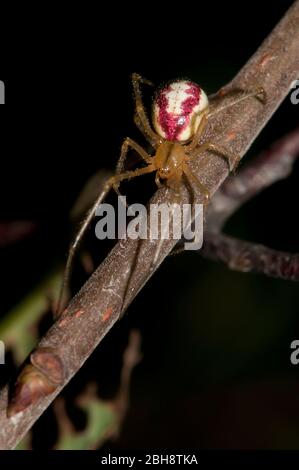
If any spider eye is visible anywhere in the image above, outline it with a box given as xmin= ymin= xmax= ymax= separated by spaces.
xmin=159 ymin=167 xmax=170 ymax=178
xmin=152 ymin=80 xmax=209 ymax=142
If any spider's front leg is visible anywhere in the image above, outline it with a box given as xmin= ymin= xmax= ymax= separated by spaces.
xmin=134 ymin=113 xmax=158 ymax=149
xmin=116 ymin=137 xmax=152 ymax=174
xmin=132 ymin=73 xmax=160 ymax=148
xmin=56 ymin=162 xmax=156 ymax=316
xmin=115 ymin=137 xmax=153 ymax=203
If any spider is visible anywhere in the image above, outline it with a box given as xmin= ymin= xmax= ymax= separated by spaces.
xmin=56 ymin=73 xmax=265 ymax=315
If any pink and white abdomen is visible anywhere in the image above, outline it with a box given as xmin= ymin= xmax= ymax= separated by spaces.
xmin=152 ymin=80 xmax=209 ymax=142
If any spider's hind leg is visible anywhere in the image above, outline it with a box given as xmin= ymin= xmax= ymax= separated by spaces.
xmin=189 ymin=141 xmax=241 ymax=174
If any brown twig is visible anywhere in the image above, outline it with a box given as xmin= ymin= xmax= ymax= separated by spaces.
xmin=52 ymin=329 xmax=142 ymax=449
xmin=202 ymin=233 xmax=299 ymax=281
xmin=113 ymin=329 xmax=142 ymax=426
xmin=205 ymin=127 xmax=299 ymax=232
xmin=202 ymin=127 xmax=299 ymax=277
xmin=0 ymin=1 xmax=299 ymax=449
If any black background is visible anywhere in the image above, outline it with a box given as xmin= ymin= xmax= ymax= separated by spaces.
xmin=0 ymin=0 xmax=299 ymax=450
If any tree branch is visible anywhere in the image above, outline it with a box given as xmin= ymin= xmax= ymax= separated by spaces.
xmin=202 ymin=127 xmax=299 ymax=278
xmin=202 ymin=233 xmax=299 ymax=281
xmin=201 ymin=127 xmax=299 ymax=279
xmin=1 ymin=0 xmax=299 ymax=449
xmin=205 ymin=127 xmax=299 ymax=232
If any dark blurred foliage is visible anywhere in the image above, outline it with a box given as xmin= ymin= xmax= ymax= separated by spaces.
xmin=0 ymin=0 xmax=299 ymax=449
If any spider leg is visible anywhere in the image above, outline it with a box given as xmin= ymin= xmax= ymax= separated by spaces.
xmin=182 ymin=163 xmax=210 ymax=204
xmin=155 ymin=172 xmax=163 ymax=189
xmin=165 ymin=170 xmax=209 ymax=260
xmin=190 ymin=142 xmax=241 ymax=172
xmin=56 ymin=164 xmax=156 ymax=316
xmin=114 ymin=137 xmax=152 ymax=209
xmin=152 ymin=163 xmax=211 ymax=267
xmin=116 ymin=137 xmax=152 ymax=174
xmin=132 ymin=73 xmax=161 ymax=148
xmin=185 ymin=87 xmax=265 ymax=155
xmin=162 ymin=164 xmax=209 ymax=258
xmin=208 ymin=86 xmax=266 ymax=118
xmin=151 ymin=180 xmax=182 ymax=268
xmin=185 ymin=108 xmax=209 ymax=153
xmin=134 ymin=113 xmax=158 ymax=149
